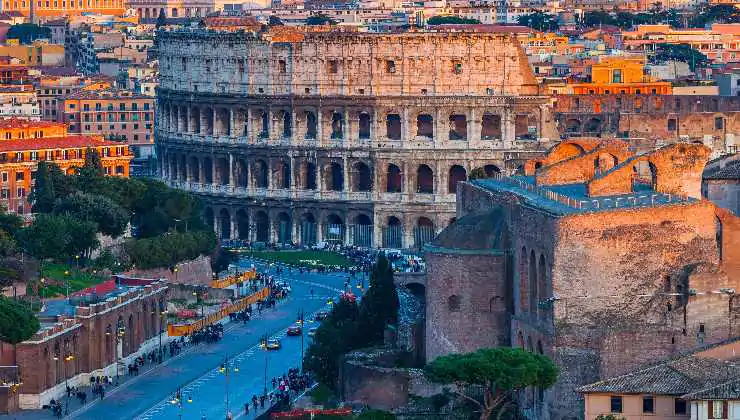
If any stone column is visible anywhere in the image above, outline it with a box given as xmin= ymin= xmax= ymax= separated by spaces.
xmin=291 ymin=109 xmax=298 ymax=144
xmin=291 ymin=217 xmax=299 ymax=244
xmin=344 ymin=109 xmax=352 ymax=144
xmin=186 ymin=106 xmax=192 ymax=133
xmin=211 ymin=156 xmax=217 ymax=185
xmin=403 ymin=107 xmax=411 ymax=145
xmin=267 ymin=159 xmax=273 ymax=190
xmin=199 ymin=157 xmax=205 ymax=184
xmin=435 ymin=108 xmax=445 ymax=147
xmin=316 ymin=108 xmax=323 ymax=144
xmin=212 ymin=108 xmax=218 ymax=136
xmin=403 ymin=161 xmax=410 ymax=196
xmin=316 ymin=159 xmax=323 ymax=192
xmin=229 ymin=153 xmax=234 ymax=187
xmin=289 ymin=155 xmax=295 ymax=193
xmin=199 ymin=108 xmax=206 ymax=136
xmin=373 ymin=212 xmax=382 ymax=249
xmin=502 ymin=109 xmax=515 ymax=148
xmin=229 ymin=108 xmax=235 ymax=137
xmin=469 ymin=108 xmax=478 ymax=144
xmin=343 ymin=157 xmax=350 ymax=192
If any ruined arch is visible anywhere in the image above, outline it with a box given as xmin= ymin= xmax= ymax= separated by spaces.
xmin=275 ymin=159 xmax=291 ymax=189
xmin=216 ymin=157 xmax=229 ymax=185
xmin=235 ymin=158 xmax=248 ymax=188
xmin=565 ymin=118 xmax=581 ymax=134
xmin=414 ymin=217 xmax=435 ymax=249
xmin=449 ymin=114 xmax=467 ymax=140
xmin=416 ymin=114 xmax=434 ymax=139
xmin=594 ymin=153 xmax=618 ymax=175
xmin=417 ymin=164 xmax=434 ymax=194
xmin=352 ymin=214 xmax=373 ymax=247
xmin=259 ymin=110 xmax=269 ymax=137
xmin=218 ymin=208 xmax=230 ymax=239
xmin=384 ymin=216 xmax=403 ymax=248
xmin=528 ymin=250 xmax=538 ymax=314
xmin=387 ymin=114 xmax=402 ymax=140
xmin=280 ymin=110 xmax=291 ymax=138
xmin=584 ymin=117 xmax=602 ymax=134
xmin=300 ymin=213 xmax=317 ymax=245
xmin=202 ymin=157 xmax=213 ymax=184
xmin=253 ymin=159 xmax=268 ymax=189
xmin=189 ymin=156 xmax=200 ymax=183
xmin=386 ymin=164 xmax=402 ymax=193
xmin=203 ymin=207 xmax=214 ymax=230
xmin=299 ymin=161 xmax=317 ymax=190
xmin=236 ymin=209 xmax=249 ymax=240
xmin=201 ymin=106 xmax=213 ymax=136
xmin=305 ymin=111 xmax=317 ymax=139
xmin=331 ymin=112 xmax=344 ymax=139
xmin=632 ymin=160 xmax=657 ymax=190
xmin=190 ymin=107 xmax=201 ymax=134
xmin=448 ymin=165 xmax=467 ymax=194
xmin=358 ymin=112 xmax=371 ymax=139
xmin=481 ymin=113 xmax=502 ymax=139
xmin=324 ymin=162 xmax=344 ymax=191
xmin=276 ymin=212 xmax=292 ymax=243
xmin=515 ymin=114 xmax=537 ymax=140
xmin=325 ymin=214 xmax=345 ymax=242
xmin=352 ymin=162 xmax=372 ymax=192
xmin=255 ymin=211 xmax=269 ymax=242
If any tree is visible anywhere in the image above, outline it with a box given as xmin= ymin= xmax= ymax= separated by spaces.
xmin=0 ymin=258 xmax=22 ymax=292
xmin=0 ymin=297 xmax=40 ymax=364
xmin=356 ymin=254 xmax=399 ymax=347
xmin=0 ymin=210 xmax=22 ymax=238
xmin=77 ymin=148 xmax=104 ymax=179
xmin=6 ymin=24 xmax=51 ymax=44
xmin=53 ymin=192 xmax=130 ymax=237
xmin=517 ymin=11 xmax=559 ymax=31
xmin=31 ymin=161 xmax=57 ymax=213
xmin=653 ymin=43 xmax=709 ymax=71
xmin=427 ymin=16 xmax=481 ymax=25
xmin=469 ymin=168 xmax=487 ymax=180
xmin=306 ymin=13 xmax=336 ymax=26
xmin=582 ymin=11 xmax=617 ymax=27
xmin=426 ymin=348 xmax=559 ymax=420
xmin=156 ymin=9 xmax=167 ymax=28
xmin=19 ymin=214 xmax=98 ymax=261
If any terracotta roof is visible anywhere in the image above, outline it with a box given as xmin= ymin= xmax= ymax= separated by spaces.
xmin=203 ymin=16 xmax=260 ymax=28
xmin=0 ymin=136 xmax=123 ymax=153
xmin=682 ymin=378 xmax=740 ymax=400
xmin=428 ymin=24 xmax=532 ymax=34
xmin=0 ymin=117 xmax=65 ymax=129
xmin=63 ymin=88 xmax=151 ymax=100
xmin=579 ymin=356 xmax=740 ymax=396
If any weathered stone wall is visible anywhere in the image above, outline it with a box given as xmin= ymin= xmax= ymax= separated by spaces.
xmin=340 ymin=349 xmax=411 ymax=411
xmin=123 ymin=255 xmax=212 ymax=285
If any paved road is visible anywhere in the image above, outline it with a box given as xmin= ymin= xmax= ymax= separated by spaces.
xmin=4 ymin=259 xmax=358 ymax=420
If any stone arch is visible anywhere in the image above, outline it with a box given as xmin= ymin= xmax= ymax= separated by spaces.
xmin=448 ymin=165 xmax=467 ymax=194
xmin=481 ymin=113 xmax=502 ymax=139
xmin=528 ymin=250 xmax=538 ymax=314
xmin=331 ymin=112 xmax=344 ymax=139
xmin=538 ymin=254 xmax=547 ymax=318
xmin=216 ymin=157 xmax=229 ymax=185
xmin=280 ymin=110 xmax=291 ymax=138
xmin=201 ymin=106 xmax=213 ymax=136
xmin=565 ymin=118 xmax=581 ymax=134
xmin=515 ymin=114 xmax=537 ymax=140
xmin=384 ymin=216 xmax=403 ymax=248
xmin=299 ymin=160 xmax=317 ymax=190
xmin=325 ymin=214 xmax=345 ymax=242
xmin=417 ymin=164 xmax=434 ymax=194
xmin=300 ymin=212 xmax=317 ymax=245
xmin=259 ymin=110 xmax=269 ymax=137
xmin=448 ymin=295 xmax=461 ymax=312
xmin=255 ymin=211 xmax=269 ymax=242
xmin=235 ymin=158 xmax=248 ymax=188
xmin=202 ymin=157 xmax=213 ymax=184
xmin=190 ymin=107 xmax=201 ymax=134
xmin=215 ymin=108 xmax=230 ymax=136
xmin=594 ymin=153 xmax=618 ymax=175
xmin=386 ymin=164 xmax=402 ymax=193
xmin=351 ymin=162 xmax=372 ymax=192
xmin=203 ymin=207 xmax=214 ymax=230
xmin=449 ymin=114 xmax=467 ymax=140
xmin=218 ymin=208 xmax=230 ymax=239
xmin=189 ymin=156 xmax=200 ymax=183
xmin=253 ymin=159 xmax=268 ymax=189
xmin=386 ymin=113 xmax=402 ymax=140
xmin=276 ymin=212 xmax=292 ymax=243
xmin=274 ymin=159 xmax=291 ymax=189
xmin=414 ymin=216 xmax=435 ymax=249
xmin=305 ymin=111 xmax=317 ymax=139
xmin=632 ymin=160 xmax=657 ymax=190
xmin=324 ymin=162 xmax=343 ymax=191
xmin=352 ymin=214 xmax=373 ymax=247
xmin=584 ymin=117 xmax=602 ymax=134
xmin=358 ymin=112 xmax=371 ymax=139
xmin=416 ymin=114 xmax=434 ymax=139
xmin=236 ymin=209 xmax=249 ymax=240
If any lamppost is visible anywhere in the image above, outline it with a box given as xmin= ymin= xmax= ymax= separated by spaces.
xmin=115 ymin=319 xmax=125 ymax=385
xmin=219 ymin=354 xmax=239 ymax=419
xmin=64 ymin=270 xmax=71 ymax=301
xmin=173 ymin=267 xmax=179 ymax=283
xmin=74 ymin=254 xmax=80 ymax=270
xmin=297 ymin=309 xmax=305 ymax=373
xmin=192 ymin=286 xmax=205 ymax=318
xmin=39 ymin=277 xmax=45 ymax=299
xmin=63 ymin=353 xmax=74 ymax=415
xmin=155 ymin=299 xmax=165 ymax=363
xmin=170 ymin=386 xmax=192 ymax=420
xmin=260 ymin=335 xmax=269 ymax=396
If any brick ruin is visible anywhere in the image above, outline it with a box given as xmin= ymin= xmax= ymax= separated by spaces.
xmin=424 ymin=140 xmax=740 ymax=419
xmin=154 ymin=27 xmax=559 ymax=248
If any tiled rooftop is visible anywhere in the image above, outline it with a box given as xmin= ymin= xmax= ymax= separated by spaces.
xmin=0 ymin=136 xmax=123 ymax=153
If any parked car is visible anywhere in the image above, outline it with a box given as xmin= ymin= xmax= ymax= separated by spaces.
xmin=266 ymin=339 xmax=282 ymax=350
xmin=287 ymin=326 xmax=302 ymax=336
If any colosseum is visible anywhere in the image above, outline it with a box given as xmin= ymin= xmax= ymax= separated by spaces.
xmin=155 ymin=26 xmax=558 ymax=248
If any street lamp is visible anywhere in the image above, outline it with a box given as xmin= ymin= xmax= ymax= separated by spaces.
xmin=64 ymin=270 xmax=71 ymax=301
xmin=39 ymin=277 xmax=45 ymax=299
xmin=74 ymin=254 xmax=80 ymax=270
xmin=115 ymin=319 xmax=125 ymax=385
xmin=219 ymin=354 xmax=238 ymax=418
xmin=192 ymin=286 xmax=205 ymax=318
xmin=170 ymin=386 xmax=192 ymax=420
xmin=173 ymin=267 xmax=179 ymax=283
xmin=298 ymin=309 xmax=305 ymax=373
xmin=63 ymin=353 xmax=74 ymax=415
xmin=260 ymin=335 xmax=270 ymax=396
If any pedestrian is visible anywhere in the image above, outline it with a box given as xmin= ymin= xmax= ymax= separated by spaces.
xmin=244 ymin=402 xmax=249 ymax=416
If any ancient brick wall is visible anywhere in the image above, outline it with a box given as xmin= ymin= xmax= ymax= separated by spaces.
xmin=340 ymin=352 xmax=411 ymax=411
xmin=536 ymin=141 xmax=632 ymax=186
xmin=123 ymin=255 xmax=213 ymax=285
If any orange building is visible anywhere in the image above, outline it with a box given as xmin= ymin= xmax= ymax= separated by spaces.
xmin=1 ymin=0 xmax=125 ymax=18
xmin=0 ymin=118 xmax=132 ymax=216
xmin=59 ymin=89 xmax=155 ymax=145
xmin=569 ymin=56 xmax=672 ymax=95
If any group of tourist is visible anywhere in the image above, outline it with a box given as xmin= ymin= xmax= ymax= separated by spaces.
xmin=243 ymin=368 xmax=312 ymax=418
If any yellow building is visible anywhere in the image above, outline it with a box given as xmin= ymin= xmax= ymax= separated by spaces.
xmin=0 ymin=40 xmax=65 ymax=67
xmin=570 ymin=56 xmax=672 ymax=95
xmin=1 ymin=0 xmax=125 ymax=17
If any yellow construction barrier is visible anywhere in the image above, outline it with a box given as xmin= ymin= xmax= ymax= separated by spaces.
xmin=209 ymin=268 xmax=257 ymax=289
xmin=167 ymin=287 xmax=269 ymax=336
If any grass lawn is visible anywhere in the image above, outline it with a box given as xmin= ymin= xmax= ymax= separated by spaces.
xmin=39 ymin=263 xmax=107 ymax=297
xmin=250 ymin=250 xmax=351 ymax=267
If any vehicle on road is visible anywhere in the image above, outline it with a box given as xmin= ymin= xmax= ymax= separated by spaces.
xmin=315 ymin=311 xmax=329 ymax=321
xmin=266 ymin=339 xmax=282 ymax=350
xmin=308 ymin=327 xmax=318 ymax=337
xmin=287 ymin=326 xmax=302 ymax=336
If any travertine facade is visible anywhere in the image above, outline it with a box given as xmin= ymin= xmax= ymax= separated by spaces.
xmin=155 ymin=27 xmax=558 ymax=247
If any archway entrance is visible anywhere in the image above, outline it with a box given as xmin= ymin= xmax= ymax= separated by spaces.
xmin=383 ymin=216 xmax=403 ymax=249
xmin=300 ymin=213 xmax=317 ymax=245
xmin=352 ymin=214 xmax=373 ymax=247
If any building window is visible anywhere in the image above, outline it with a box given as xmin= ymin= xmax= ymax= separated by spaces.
xmin=642 ymin=396 xmax=654 ymax=414
xmin=610 ymin=396 xmax=622 ymax=413
xmin=1 ymin=172 xmax=7 ymax=183
xmin=144 ymin=103 xmax=150 ymax=110
xmin=448 ymin=295 xmax=461 ymax=312
xmin=278 ymin=59 xmax=287 ymax=73
xmin=385 ymin=60 xmax=396 ymax=73
xmin=16 ymin=187 xmax=24 ymax=198
xmin=668 ymin=118 xmax=677 ymax=131
xmin=132 ymin=103 xmax=137 ymax=111
xmin=709 ymin=401 xmax=727 ymax=419
xmin=715 ymin=117 xmax=724 ymax=130
xmin=674 ymin=399 xmax=687 ymax=415
xmin=612 ymin=69 xmax=622 ymax=83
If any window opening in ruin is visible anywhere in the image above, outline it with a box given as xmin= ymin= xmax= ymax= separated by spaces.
xmin=574 ymin=98 xmax=580 ymax=108
xmin=528 ymin=250 xmax=538 ymax=314
xmin=421 ymin=89 xmax=427 ymax=95
xmin=604 ymin=90 xmax=610 ymax=94
xmin=279 ymin=161 xmax=291 ymax=189
xmin=260 ymin=111 xmax=269 ymax=138
xmin=387 ymin=164 xmax=402 ymax=193
xmin=305 ymin=112 xmax=317 ymax=139
xmin=301 ymin=162 xmax=317 ymax=190
xmin=305 ymin=88 xmax=310 ymax=94
xmin=238 ymin=60 xmax=244 ymax=74
xmin=417 ymin=165 xmax=434 ymax=194
xmin=385 ymin=60 xmax=396 ymax=73
xmin=416 ymin=114 xmax=433 ymax=139
xmin=486 ymin=88 xmax=493 ymax=95
xmin=255 ymin=211 xmax=269 ymax=242
xmin=515 ymin=114 xmax=537 ymax=140
xmin=449 ymin=115 xmax=467 ymax=140
xmin=610 ymin=396 xmax=623 ymax=413
xmin=326 ymin=162 xmax=343 ymax=191
xmin=331 ymin=113 xmax=344 ymax=139
xmin=448 ymin=165 xmax=467 ymax=194
xmin=278 ymin=59 xmax=287 ymax=73
xmin=715 ymin=116 xmax=724 ymax=130
xmin=358 ymin=89 xmax=365 ymax=94
xmin=448 ymin=295 xmax=460 ymax=312
xmin=359 ymin=113 xmax=371 ymax=139
xmin=453 ymin=62 xmax=463 ymax=74
xmin=352 ymin=162 xmax=372 ymax=192
xmin=328 ymin=60 xmax=339 ymax=74
xmin=282 ymin=112 xmax=291 ymax=138
xmin=667 ymin=118 xmax=677 ymax=131
xmin=481 ymin=114 xmax=502 ymax=140
xmin=716 ymin=217 xmax=723 ymax=262
xmin=386 ymin=114 xmax=402 ymax=140
xmin=254 ymin=160 xmax=268 ymax=188
xmin=205 ymin=59 xmax=211 ymax=72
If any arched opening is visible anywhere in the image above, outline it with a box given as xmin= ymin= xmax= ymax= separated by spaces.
xmin=528 ymin=250 xmax=537 ymax=314
xmin=305 ymin=111 xmax=317 ymax=139
xmin=417 ymin=164 xmax=434 ymax=194
xmin=448 ymin=295 xmax=461 ymax=312
xmin=406 ymin=283 xmax=426 ymax=301
xmin=584 ymin=117 xmax=602 ymax=134
xmin=215 ymin=108 xmax=229 ymax=136
xmin=254 ymin=159 xmax=268 ymax=189
xmin=276 ymin=212 xmax=291 ymax=244
xmin=359 ymin=113 xmax=371 ymax=139
xmin=448 ymin=165 xmax=467 ymax=194
xmin=218 ymin=208 xmax=230 ymax=239
xmin=325 ymin=162 xmax=343 ymax=191
xmin=255 ymin=211 xmax=269 ymax=243
xmin=538 ymin=254 xmax=547 ymax=319
xmin=449 ymin=114 xmax=467 ymax=140
xmin=386 ymin=164 xmax=402 ymax=193
xmin=352 ymin=214 xmax=373 ymax=247
xmin=189 ymin=156 xmax=200 ymax=183
xmin=716 ymin=216 xmax=723 ymax=262
xmin=414 ymin=217 xmax=435 ymax=249
xmin=178 ymin=155 xmax=187 ymax=181
xmin=416 ymin=114 xmax=434 ymax=139
xmin=383 ymin=216 xmax=403 ymax=249
xmin=300 ymin=213 xmax=317 ymax=245
xmin=275 ymin=160 xmax=290 ymax=189
xmin=594 ymin=153 xmax=618 ymax=175
xmin=300 ymin=161 xmax=317 ymax=190
xmin=216 ymin=157 xmax=229 ymax=185
xmin=515 ymin=114 xmax=537 ymax=140
xmin=481 ymin=114 xmax=502 ymax=140
xmin=236 ymin=209 xmax=249 ymax=240
xmin=331 ymin=112 xmax=344 ymax=139
xmin=386 ymin=114 xmax=402 ymax=140
xmin=325 ymin=214 xmax=345 ymax=243
xmin=190 ymin=107 xmax=201 ymax=134
xmin=203 ymin=207 xmax=214 ymax=230
xmin=281 ymin=111 xmax=291 ymax=138
xmin=632 ymin=160 xmax=657 ymax=191
xmin=202 ymin=107 xmax=213 ymax=136
xmin=352 ymin=162 xmax=372 ymax=192
xmin=565 ymin=119 xmax=581 ymax=134
xmin=202 ymin=157 xmax=213 ymax=184
xmin=259 ymin=110 xmax=269 ymax=138
xmin=235 ymin=159 xmax=247 ymax=188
